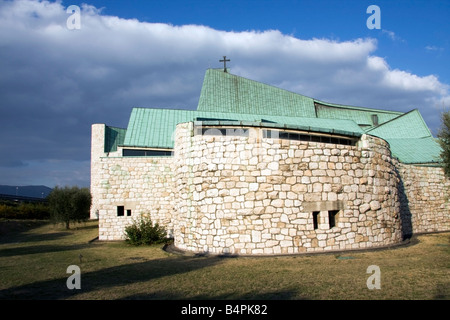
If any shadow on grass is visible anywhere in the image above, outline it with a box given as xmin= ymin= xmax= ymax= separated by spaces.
xmin=0 ymin=255 xmax=224 ymax=300
xmin=0 ymin=220 xmax=98 ymax=245
xmin=0 ymin=243 xmax=90 ymax=257
xmin=2 ymin=232 xmax=73 ymax=244
xmin=122 ymin=289 xmax=304 ymax=300
xmin=0 ymin=220 xmax=50 ymax=242
xmin=433 ymin=283 xmax=450 ymax=300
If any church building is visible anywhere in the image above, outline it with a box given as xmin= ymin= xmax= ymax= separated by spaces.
xmin=90 ymin=65 xmax=449 ymax=255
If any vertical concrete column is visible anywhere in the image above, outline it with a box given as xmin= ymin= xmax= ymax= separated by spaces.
xmin=90 ymin=124 xmax=106 ymax=219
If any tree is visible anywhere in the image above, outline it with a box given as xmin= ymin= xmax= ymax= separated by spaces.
xmin=437 ymin=110 xmax=450 ymax=178
xmin=48 ymin=186 xmax=91 ymax=229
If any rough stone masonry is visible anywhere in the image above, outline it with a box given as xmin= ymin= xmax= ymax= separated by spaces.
xmin=91 ymin=122 xmax=449 ymax=255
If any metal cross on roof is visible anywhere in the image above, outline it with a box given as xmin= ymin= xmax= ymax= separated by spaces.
xmin=219 ymin=56 xmax=230 ymax=72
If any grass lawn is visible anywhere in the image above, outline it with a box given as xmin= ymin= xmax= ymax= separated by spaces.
xmin=0 ymin=219 xmax=448 ymax=300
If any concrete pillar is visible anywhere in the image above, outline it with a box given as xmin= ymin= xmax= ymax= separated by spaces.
xmin=90 ymin=124 xmax=106 ymax=219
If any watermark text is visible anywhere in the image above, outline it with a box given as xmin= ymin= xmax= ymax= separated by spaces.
xmin=66 ymin=5 xmax=81 ymax=30
xmin=66 ymin=265 xmax=81 ymax=289
xmin=366 ymin=265 xmax=381 ymax=289
xmin=366 ymin=5 xmax=381 ymax=30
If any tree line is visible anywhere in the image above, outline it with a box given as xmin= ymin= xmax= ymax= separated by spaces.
xmin=1 ymin=186 xmax=91 ymax=229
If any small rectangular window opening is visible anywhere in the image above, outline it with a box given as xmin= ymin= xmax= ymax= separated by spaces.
xmin=328 ymin=210 xmax=339 ymax=228
xmin=117 ymin=206 xmax=124 ymax=217
xmin=372 ymin=114 xmax=379 ymax=126
xmin=126 ymin=209 xmax=132 ymax=216
xmin=313 ymin=211 xmax=320 ymax=230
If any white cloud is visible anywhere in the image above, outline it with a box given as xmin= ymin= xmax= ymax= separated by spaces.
xmin=381 ymin=29 xmax=405 ymax=42
xmin=0 ymin=0 xmax=449 ymax=187
xmin=425 ymin=45 xmax=444 ymax=53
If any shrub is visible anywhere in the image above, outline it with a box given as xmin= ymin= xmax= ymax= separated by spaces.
xmin=124 ymin=215 xmax=167 ymax=246
xmin=0 ymin=202 xmax=50 ymax=220
xmin=438 ymin=110 xmax=450 ymax=178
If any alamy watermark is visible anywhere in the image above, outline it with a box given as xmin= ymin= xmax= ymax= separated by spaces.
xmin=66 ymin=265 xmax=81 ymax=290
xmin=66 ymin=5 xmax=81 ymax=30
xmin=366 ymin=5 xmax=381 ymax=30
xmin=366 ymin=265 xmax=381 ymax=290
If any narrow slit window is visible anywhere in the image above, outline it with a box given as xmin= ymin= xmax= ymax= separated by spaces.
xmin=300 ymin=134 xmax=310 ymax=142
xmin=330 ymin=137 xmax=340 ymax=144
xmin=372 ymin=114 xmax=379 ymax=126
xmin=328 ymin=210 xmax=339 ymax=228
xmin=262 ymin=129 xmax=356 ymax=146
xmin=313 ymin=211 xmax=320 ymax=230
xmin=310 ymin=135 xmax=321 ymax=143
xmin=123 ymin=149 xmax=172 ymax=157
xmin=117 ymin=206 xmax=124 ymax=217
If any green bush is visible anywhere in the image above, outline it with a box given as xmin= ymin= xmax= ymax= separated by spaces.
xmin=438 ymin=110 xmax=450 ymax=178
xmin=124 ymin=215 xmax=167 ymax=246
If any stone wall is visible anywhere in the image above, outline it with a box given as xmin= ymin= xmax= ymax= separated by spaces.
xmin=91 ymin=122 xmax=449 ymax=253
xmin=173 ymin=123 xmax=403 ymax=255
xmin=93 ymin=155 xmax=175 ymax=240
xmin=398 ymin=163 xmax=450 ymax=235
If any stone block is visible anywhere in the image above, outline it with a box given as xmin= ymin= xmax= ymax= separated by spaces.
xmin=271 ymin=199 xmax=284 ymax=208
xmin=370 ymin=201 xmax=381 ymax=211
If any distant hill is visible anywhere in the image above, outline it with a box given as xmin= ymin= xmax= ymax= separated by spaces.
xmin=0 ymin=185 xmax=53 ymax=199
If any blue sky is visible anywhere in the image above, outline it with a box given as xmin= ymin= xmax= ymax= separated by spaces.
xmin=0 ymin=0 xmax=449 ymax=188
xmin=66 ymin=0 xmax=450 ymax=82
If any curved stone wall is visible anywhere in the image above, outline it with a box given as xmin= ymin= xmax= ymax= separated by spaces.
xmin=173 ymin=123 xmax=404 ymax=255
xmin=91 ymin=122 xmax=448 ymax=252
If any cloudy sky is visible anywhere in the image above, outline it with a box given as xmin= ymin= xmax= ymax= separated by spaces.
xmin=0 ymin=0 xmax=449 ymax=189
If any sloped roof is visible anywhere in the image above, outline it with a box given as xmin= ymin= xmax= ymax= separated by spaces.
xmin=197 ymin=69 xmax=316 ymax=117
xmin=315 ymin=101 xmax=403 ymax=127
xmin=386 ymin=137 xmax=442 ymax=164
xmin=115 ymin=69 xmax=442 ymax=164
xmin=123 ymin=108 xmax=364 ymax=149
xmin=104 ymin=126 xmax=126 ymax=153
xmin=197 ymin=69 xmax=404 ymax=127
xmin=365 ymin=109 xmax=432 ymax=139
xmin=363 ymin=109 xmax=441 ymax=163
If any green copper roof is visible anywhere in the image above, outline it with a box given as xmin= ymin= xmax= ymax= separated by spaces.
xmin=197 ymin=69 xmax=405 ymax=128
xmin=315 ymin=101 xmax=403 ymax=127
xmin=365 ymin=109 xmax=432 ymax=139
xmin=123 ymin=108 xmax=364 ymax=149
xmin=197 ymin=69 xmax=317 ymax=118
xmin=104 ymin=126 xmax=126 ymax=153
xmin=113 ymin=69 xmax=442 ymax=164
xmin=364 ymin=109 xmax=442 ymax=163
xmin=386 ymin=137 xmax=442 ymax=164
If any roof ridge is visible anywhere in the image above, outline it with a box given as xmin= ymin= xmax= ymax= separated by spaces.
xmin=366 ymin=109 xmax=432 ymax=137
xmin=132 ymin=106 xmax=361 ymax=123
xmin=132 ymin=107 xmax=197 ymax=112
xmin=314 ymin=99 xmax=404 ymax=115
